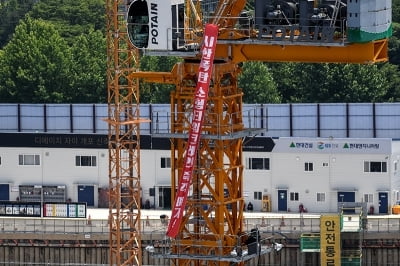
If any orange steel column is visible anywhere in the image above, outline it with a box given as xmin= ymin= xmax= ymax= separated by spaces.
xmin=170 ymin=62 xmax=245 ymax=265
xmin=106 ymin=0 xmax=142 ymax=265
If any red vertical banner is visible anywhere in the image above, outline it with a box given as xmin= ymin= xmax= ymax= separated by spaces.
xmin=166 ymin=24 xmax=219 ymax=238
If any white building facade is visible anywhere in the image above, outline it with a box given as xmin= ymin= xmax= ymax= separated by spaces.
xmin=266 ymin=137 xmax=400 ymax=214
xmin=1 ymin=132 xmax=400 ymax=215
xmin=3 ymin=103 xmax=400 ymax=214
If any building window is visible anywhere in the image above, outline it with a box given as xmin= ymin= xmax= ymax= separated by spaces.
xmin=247 ymin=158 xmax=270 ymax=170
xmin=19 ymin=154 xmax=40 ymax=165
xmin=364 ymin=161 xmax=387 ymax=173
xmin=364 ymin=194 xmax=373 ymax=203
xmin=304 ymin=162 xmax=313 ymax=172
xmin=317 ymin=192 xmax=325 ymax=202
xmin=322 ymin=162 xmax=329 ymax=167
xmin=254 ymin=191 xmax=262 ymax=200
xmin=75 ymin=156 xmax=97 ymax=167
xmin=161 ymin=157 xmax=171 ymax=168
xmin=290 ymin=192 xmax=299 ymax=201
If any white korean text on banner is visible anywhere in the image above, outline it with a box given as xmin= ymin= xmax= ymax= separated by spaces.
xmin=166 ymin=24 xmax=218 ymax=238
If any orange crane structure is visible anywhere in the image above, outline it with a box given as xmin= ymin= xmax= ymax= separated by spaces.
xmin=106 ymin=0 xmax=145 ymax=265
xmin=106 ymin=0 xmax=391 ymax=265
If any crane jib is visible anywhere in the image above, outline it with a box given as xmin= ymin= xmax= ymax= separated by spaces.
xmin=166 ymin=23 xmax=219 ymax=238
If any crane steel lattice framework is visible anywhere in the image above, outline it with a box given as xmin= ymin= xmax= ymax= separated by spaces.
xmin=106 ymin=0 xmax=143 ymax=265
xmin=169 ymin=62 xmax=249 ymax=265
xmin=131 ymin=60 xmax=265 ymax=266
xmin=116 ymin=0 xmax=391 ymax=265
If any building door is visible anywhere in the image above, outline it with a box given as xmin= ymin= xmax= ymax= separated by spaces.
xmin=379 ymin=192 xmax=388 ymax=214
xmin=337 ymin=191 xmax=355 ymax=203
xmin=278 ymin=190 xmax=287 ymax=211
xmin=338 ymin=191 xmax=356 ymax=213
xmin=158 ymin=187 xmax=171 ymax=209
xmin=0 ymin=184 xmax=9 ymax=201
xmin=78 ymin=185 xmax=94 ymax=206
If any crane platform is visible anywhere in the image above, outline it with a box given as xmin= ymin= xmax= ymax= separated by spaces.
xmin=145 ymin=230 xmax=278 ymax=263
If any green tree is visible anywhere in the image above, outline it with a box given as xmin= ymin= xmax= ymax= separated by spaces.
xmin=381 ymin=63 xmax=400 ymax=102
xmin=29 ymin=0 xmax=105 ymax=44
xmin=393 ymin=0 xmax=400 ymax=23
xmin=0 ymin=0 xmax=37 ymax=48
xmin=389 ymin=23 xmax=400 ymax=65
xmin=293 ymin=63 xmax=389 ymax=103
xmin=0 ymin=16 xmax=72 ymax=103
xmin=239 ymin=61 xmax=281 ymax=103
xmin=268 ymin=62 xmax=392 ymax=103
xmin=69 ymin=29 xmax=106 ymax=103
xmin=267 ymin=62 xmax=302 ymax=103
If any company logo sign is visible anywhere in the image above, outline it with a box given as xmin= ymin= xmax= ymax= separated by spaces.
xmin=290 ymin=141 xmax=381 ymax=151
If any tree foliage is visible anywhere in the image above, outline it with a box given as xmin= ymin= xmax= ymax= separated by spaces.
xmin=269 ymin=63 xmax=393 ymax=103
xmin=29 ymin=0 xmax=105 ymax=44
xmin=69 ymin=29 xmax=106 ymax=103
xmin=306 ymin=64 xmax=390 ymax=103
xmin=0 ymin=0 xmax=108 ymax=103
xmin=381 ymin=63 xmax=400 ymax=102
xmin=389 ymin=23 xmax=400 ymax=65
xmin=0 ymin=16 xmax=72 ymax=103
xmin=0 ymin=16 xmax=107 ymax=103
xmin=393 ymin=0 xmax=400 ymax=23
xmin=267 ymin=63 xmax=300 ymax=102
xmin=0 ymin=0 xmax=399 ymax=104
xmin=0 ymin=0 xmax=37 ymax=48
xmin=239 ymin=62 xmax=281 ymax=103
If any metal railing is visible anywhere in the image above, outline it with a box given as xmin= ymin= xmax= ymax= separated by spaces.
xmin=0 ymin=217 xmax=108 ymax=235
xmin=145 ymin=230 xmax=276 ymax=263
xmin=2 ymin=215 xmax=400 ymax=235
xmin=151 ymin=107 xmax=263 ymax=137
xmin=171 ymin=16 xmax=348 ymax=48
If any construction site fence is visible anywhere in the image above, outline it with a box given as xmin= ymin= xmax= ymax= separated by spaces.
xmin=4 ymin=103 xmax=400 ymax=139
xmin=2 ymin=215 xmax=400 ymax=235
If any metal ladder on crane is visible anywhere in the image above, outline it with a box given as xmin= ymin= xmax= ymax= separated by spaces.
xmin=329 ymin=0 xmax=341 ymax=28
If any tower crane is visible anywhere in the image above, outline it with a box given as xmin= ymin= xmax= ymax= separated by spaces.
xmin=107 ymin=0 xmax=392 ymax=265
xmin=106 ymin=1 xmax=145 ymax=265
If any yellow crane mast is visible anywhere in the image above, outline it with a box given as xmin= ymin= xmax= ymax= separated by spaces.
xmin=106 ymin=0 xmax=146 ymax=265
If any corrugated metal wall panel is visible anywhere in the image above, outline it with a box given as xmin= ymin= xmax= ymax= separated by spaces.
xmin=2 ymin=103 xmax=400 ymax=139
xmin=47 ymin=104 xmax=71 ymax=132
xmin=20 ymin=104 xmax=45 ymax=132
xmin=0 ymin=104 xmax=18 ymax=132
